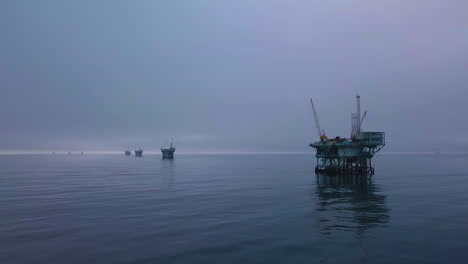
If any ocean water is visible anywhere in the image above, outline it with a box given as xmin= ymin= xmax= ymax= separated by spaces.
xmin=0 ymin=154 xmax=467 ymax=264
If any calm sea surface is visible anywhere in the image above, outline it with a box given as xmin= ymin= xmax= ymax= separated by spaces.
xmin=0 ymin=154 xmax=467 ymax=264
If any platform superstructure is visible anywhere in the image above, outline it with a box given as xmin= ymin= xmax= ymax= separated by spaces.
xmin=309 ymin=95 xmax=385 ymax=175
xmin=161 ymin=139 xmax=176 ymax=159
xmin=135 ymin=148 xmax=143 ymax=157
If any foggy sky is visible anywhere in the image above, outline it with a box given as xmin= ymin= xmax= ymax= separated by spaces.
xmin=1 ymin=0 xmax=467 ymax=153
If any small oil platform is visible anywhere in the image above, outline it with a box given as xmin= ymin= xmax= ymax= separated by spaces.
xmin=161 ymin=139 xmax=176 ymax=159
xmin=309 ymin=95 xmax=385 ymax=175
xmin=125 ymin=149 xmax=131 ymax=156
xmin=135 ymin=148 xmax=143 ymax=157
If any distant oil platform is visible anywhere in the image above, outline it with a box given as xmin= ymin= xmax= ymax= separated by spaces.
xmin=124 ymin=149 xmax=131 ymax=156
xmin=134 ymin=148 xmax=143 ymax=157
xmin=161 ymin=139 xmax=176 ymax=159
xmin=309 ymin=95 xmax=385 ymax=175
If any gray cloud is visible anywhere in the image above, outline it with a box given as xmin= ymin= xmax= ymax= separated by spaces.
xmin=1 ymin=1 xmax=467 ymax=153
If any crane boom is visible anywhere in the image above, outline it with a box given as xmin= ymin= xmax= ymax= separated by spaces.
xmin=310 ymin=98 xmax=323 ymax=140
xmin=359 ymin=110 xmax=367 ymax=130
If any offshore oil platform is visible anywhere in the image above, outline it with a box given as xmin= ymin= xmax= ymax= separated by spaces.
xmin=125 ymin=149 xmax=131 ymax=156
xmin=135 ymin=148 xmax=143 ymax=157
xmin=161 ymin=139 xmax=176 ymax=159
xmin=309 ymin=95 xmax=385 ymax=175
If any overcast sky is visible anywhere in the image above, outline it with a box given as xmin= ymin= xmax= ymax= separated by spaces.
xmin=1 ymin=1 xmax=467 ymax=153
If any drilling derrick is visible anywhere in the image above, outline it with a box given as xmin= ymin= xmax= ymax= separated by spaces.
xmin=309 ymin=95 xmax=385 ymax=175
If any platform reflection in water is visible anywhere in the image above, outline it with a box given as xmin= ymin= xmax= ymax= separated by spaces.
xmin=313 ymin=174 xmax=390 ymax=262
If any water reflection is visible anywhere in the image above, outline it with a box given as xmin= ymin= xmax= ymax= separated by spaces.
xmin=160 ymin=158 xmax=175 ymax=190
xmin=315 ymin=174 xmax=390 ymax=234
xmin=314 ymin=174 xmax=390 ymax=263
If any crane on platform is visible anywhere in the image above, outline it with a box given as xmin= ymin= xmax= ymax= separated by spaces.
xmin=359 ymin=110 xmax=367 ymax=131
xmin=310 ymin=99 xmax=327 ymax=141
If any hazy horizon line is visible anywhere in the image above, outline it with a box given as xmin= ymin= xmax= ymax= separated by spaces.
xmin=0 ymin=151 xmax=467 ymax=155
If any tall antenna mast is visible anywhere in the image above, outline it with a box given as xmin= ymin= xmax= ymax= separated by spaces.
xmin=356 ymin=94 xmax=361 ymax=137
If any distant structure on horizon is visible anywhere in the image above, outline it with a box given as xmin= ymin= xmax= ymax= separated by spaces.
xmin=161 ymin=139 xmax=176 ymax=159
xmin=125 ymin=149 xmax=131 ymax=156
xmin=135 ymin=148 xmax=143 ymax=157
xmin=309 ymin=95 xmax=385 ymax=175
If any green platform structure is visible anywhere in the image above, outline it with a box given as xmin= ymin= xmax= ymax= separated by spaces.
xmin=161 ymin=139 xmax=176 ymax=159
xmin=309 ymin=95 xmax=385 ymax=175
